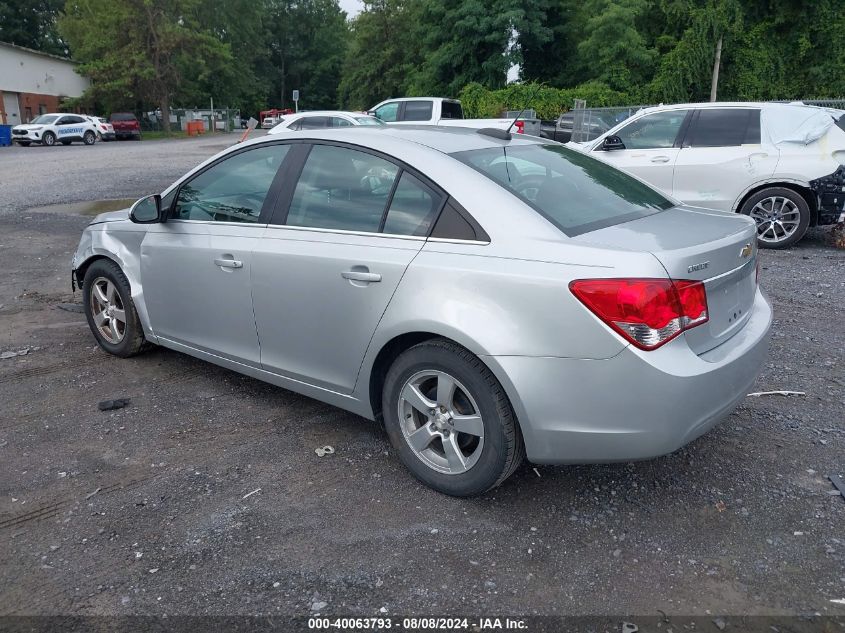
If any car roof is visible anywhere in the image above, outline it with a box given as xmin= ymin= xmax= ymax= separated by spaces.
xmin=637 ymin=101 xmax=840 ymax=115
xmin=285 ymin=111 xmax=372 ymax=118
xmin=254 ymin=125 xmax=547 ymax=154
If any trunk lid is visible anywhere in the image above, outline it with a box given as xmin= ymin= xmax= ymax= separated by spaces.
xmin=572 ymin=206 xmax=759 ymax=354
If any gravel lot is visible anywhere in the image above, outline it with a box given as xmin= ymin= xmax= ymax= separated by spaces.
xmin=0 ymin=135 xmax=843 ymax=623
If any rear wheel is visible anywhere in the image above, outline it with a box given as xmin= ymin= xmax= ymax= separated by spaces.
xmin=83 ymin=259 xmax=148 ymax=357
xmin=740 ymin=187 xmax=810 ymax=249
xmin=42 ymin=131 xmax=56 ymax=147
xmin=383 ymin=339 xmax=523 ymax=496
xmin=83 ymin=130 xmax=96 ymax=145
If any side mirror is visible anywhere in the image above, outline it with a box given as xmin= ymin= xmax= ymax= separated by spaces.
xmin=601 ymin=135 xmax=626 ymax=151
xmin=368 ymin=110 xmax=379 ymax=119
xmin=129 ymin=194 xmax=162 ymax=223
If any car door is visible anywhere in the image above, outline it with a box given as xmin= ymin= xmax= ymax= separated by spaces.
xmin=56 ymin=115 xmax=85 ymax=141
xmin=671 ymin=108 xmax=778 ymax=212
xmin=251 ymin=142 xmax=444 ymax=393
xmin=591 ymin=109 xmax=691 ymax=194
xmin=141 ymin=143 xmax=293 ymax=365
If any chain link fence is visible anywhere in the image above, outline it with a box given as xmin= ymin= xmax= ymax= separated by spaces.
xmin=140 ymin=108 xmax=242 ymax=133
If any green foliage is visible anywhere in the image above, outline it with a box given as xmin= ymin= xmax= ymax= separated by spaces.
xmin=459 ymin=81 xmax=631 ymax=120
xmin=0 ymin=0 xmax=67 ymax=56
xmin=59 ymin=0 xmax=233 ymax=127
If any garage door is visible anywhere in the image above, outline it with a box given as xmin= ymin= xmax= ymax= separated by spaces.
xmin=3 ymin=92 xmax=21 ymax=125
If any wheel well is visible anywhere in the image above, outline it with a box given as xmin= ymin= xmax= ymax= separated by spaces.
xmin=74 ymin=255 xmax=117 ymax=289
xmin=735 ymin=182 xmax=818 ymax=226
xmin=369 ymin=332 xmax=441 ymax=423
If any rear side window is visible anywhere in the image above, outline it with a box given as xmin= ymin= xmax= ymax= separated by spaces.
xmin=440 ymin=101 xmax=463 ymax=120
xmin=331 ymin=117 xmax=353 ymax=127
xmin=685 ymin=109 xmax=759 ymax=147
xmin=173 ymin=144 xmax=290 ymax=223
xmin=452 ymin=144 xmax=672 ymax=237
xmin=286 ymin=145 xmax=399 ymax=232
xmin=402 ymin=101 xmax=433 ymax=122
xmin=382 ymin=172 xmax=442 ymax=236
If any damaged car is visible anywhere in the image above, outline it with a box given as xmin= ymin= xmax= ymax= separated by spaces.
xmin=571 ymin=102 xmax=845 ymax=248
xmin=71 ymin=127 xmax=771 ymax=496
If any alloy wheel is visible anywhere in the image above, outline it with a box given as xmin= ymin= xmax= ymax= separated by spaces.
xmin=397 ymin=370 xmax=484 ymax=475
xmin=89 ymin=277 xmax=127 ymax=344
xmin=748 ymin=196 xmax=801 ymax=245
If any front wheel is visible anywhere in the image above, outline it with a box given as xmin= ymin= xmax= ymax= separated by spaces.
xmin=83 ymin=259 xmax=148 ymax=357
xmin=740 ymin=187 xmax=810 ymax=249
xmin=42 ymin=131 xmax=56 ymax=146
xmin=382 ymin=339 xmax=523 ymax=496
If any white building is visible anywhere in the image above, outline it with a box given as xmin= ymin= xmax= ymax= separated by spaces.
xmin=0 ymin=41 xmax=90 ymax=125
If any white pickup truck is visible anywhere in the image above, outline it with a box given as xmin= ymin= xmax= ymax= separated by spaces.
xmin=368 ymin=97 xmax=541 ymax=136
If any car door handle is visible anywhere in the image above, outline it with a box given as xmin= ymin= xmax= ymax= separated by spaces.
xmin=650 ymin=155 xmax=671 ymax=163
xmin=341 ymin=271 xmax=381 ymax=282
xmin=214 ymin=258 xmax=243 ymax=269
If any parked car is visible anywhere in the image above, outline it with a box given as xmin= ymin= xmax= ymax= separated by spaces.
xmin=86 ymin=116 xmax=115 ymax=141
xmin=11 ymin=113 xmax=98 ymax=147
xmin=71 ymin=127 xmax=771 ymax=496
xmin=369 ymin=97 xmax=541 ymax=136
xmin=267 ymin=111 xmax=384 ymax=134
xmin=571 ymin=102 xmax=845 ymax=248
xmin=540 ymin=111 xmax=614 ymax=143
xmin=262 ymin=117 xmax=279 ymax=129
xmin=109 ymin=112 xmax=142 ymax=140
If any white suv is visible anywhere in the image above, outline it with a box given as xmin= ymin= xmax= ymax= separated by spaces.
xmin=11 ymin=113 xmax=99 ymax=147
xmin=575 ymin=102 xmax=845 ymax=248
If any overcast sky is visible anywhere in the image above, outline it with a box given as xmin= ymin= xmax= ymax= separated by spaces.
xmin=339 ymin=0 xmax=363 ymax=17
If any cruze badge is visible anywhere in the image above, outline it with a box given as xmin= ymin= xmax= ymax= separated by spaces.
xmin=687 ymin=261 xmax=709 ymax=273
xmin=740 ymin=243 xmax=753 ymax=258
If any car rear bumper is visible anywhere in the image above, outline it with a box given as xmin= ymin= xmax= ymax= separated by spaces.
xmin=487 ymin=287 xmax=772 ymax=464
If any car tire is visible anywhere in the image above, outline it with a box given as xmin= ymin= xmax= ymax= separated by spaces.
xmin=382 ymin=338 xmax=523 ymax=497
xmin=83 ymin=259 xmax=148 ymax=358
xmin=83 ymin=130 xmax=96 ymax=145
xmin=42 ymin=131 xmax=56 ymax=147
xmin=739 ymin=187 xmax=810 ymax=249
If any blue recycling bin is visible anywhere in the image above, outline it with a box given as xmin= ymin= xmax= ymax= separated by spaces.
xmin=0 ymin=125 xmax=11 ymax=147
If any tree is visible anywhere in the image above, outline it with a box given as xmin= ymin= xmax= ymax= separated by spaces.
xmin=0 ymin=0 xmax=67 ymax=56
xmin=60 ymin=0 xmax=233 ymax=130
xmin=576 ymin=0 xmax=657 ymax=94
xmin=266 ymin=0 xmax=349 ymax=111
xmin=338 ymin=0 xmax=424 ymax=110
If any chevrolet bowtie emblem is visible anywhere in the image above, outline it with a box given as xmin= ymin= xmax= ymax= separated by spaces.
xmin=740 ymin=243 xmax=753 ymax=258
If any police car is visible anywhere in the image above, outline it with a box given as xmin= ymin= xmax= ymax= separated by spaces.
xmin=11 ymin=113 xmax=98 ymax=147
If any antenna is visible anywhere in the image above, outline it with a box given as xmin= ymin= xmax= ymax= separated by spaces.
xmin=477 ymin=83 xmax=542 ymax=141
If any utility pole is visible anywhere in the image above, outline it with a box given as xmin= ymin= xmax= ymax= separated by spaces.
xmin=710 ymin=35 xmax=723 ymax=102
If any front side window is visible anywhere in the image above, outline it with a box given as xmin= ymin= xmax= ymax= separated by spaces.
xmin=173 ymin=144 xmax=290 ymax=222
xmin=382 ymin=172 xmax=442 ymax=236
xmin=374 ymin=102 xmax=399 ymax=122
xmin=613 ymin=110 xmax=687 ymax=150
xmin=452 ymin=144 xmax=673 ymax=236
xmin=402 ymin=101 xmax=433 ymax=122
xmin=685 ymin=109 xmax=759 ymax=147
xmin=285 ymin=145 xmax=399 ymax=232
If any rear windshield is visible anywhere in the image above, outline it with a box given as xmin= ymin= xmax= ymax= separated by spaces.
xmin=441 ymin=101 xmax=463 ymax=120
xmin=451 ymin=144 xmax=673 ymax=236
xmin=354 ymin=116 xmax=384 ymax=126
xmin=110 ymin=113 xmax=137 ymax=121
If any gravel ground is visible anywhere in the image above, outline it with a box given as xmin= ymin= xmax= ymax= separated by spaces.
xmin=0 ymin=136 xmax=843 ymax=622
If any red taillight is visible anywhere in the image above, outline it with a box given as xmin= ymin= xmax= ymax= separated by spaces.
xmin=514 ymin=120 xmax=524 ymax=134
xmin=569 ymin=278 xmax=709 ymax=350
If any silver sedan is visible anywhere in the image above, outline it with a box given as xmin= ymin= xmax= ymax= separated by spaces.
xmin=71 ymin=127 xmax=772 ymax=496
